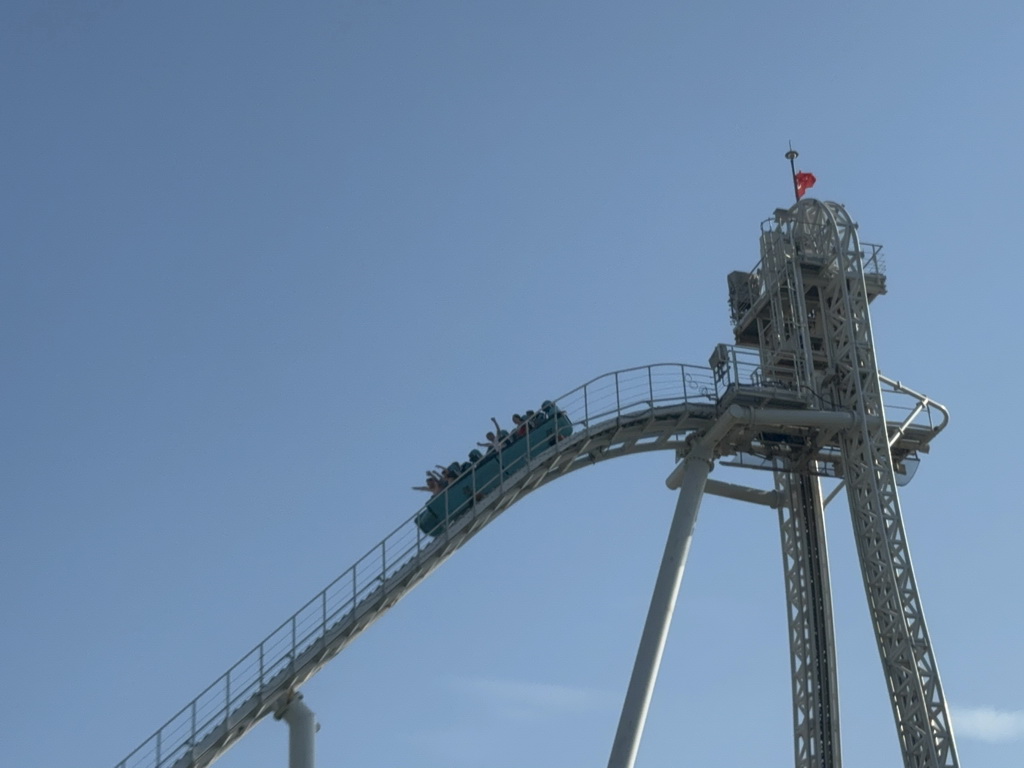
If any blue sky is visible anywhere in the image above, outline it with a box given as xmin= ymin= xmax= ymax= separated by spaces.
xmin=3 ymin=2 xmax=1022 ymax=766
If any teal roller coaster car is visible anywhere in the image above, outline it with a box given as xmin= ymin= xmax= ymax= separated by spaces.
xmin=415 ymin=402 xmax=573 ymax=536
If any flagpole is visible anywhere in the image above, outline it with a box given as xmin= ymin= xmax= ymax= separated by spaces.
xmin=785 ymin=145 xmax=800 ymax=204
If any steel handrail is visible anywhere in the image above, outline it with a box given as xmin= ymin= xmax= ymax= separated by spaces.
xmin=113 ymin=362 xmax=725 ymax=768
xmin=879 ymin=373 xmax=950 ymax=441
xmin=116 ymin=359 xmax=947 ymax=768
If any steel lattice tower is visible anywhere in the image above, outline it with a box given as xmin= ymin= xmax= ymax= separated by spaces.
xmin=728 ymin=199 xmax=959 ymax=768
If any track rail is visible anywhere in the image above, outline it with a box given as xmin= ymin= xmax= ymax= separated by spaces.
xmin=115 ymin=361 xmax=945 ymax=768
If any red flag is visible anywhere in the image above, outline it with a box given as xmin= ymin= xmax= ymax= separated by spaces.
xmin=795 ymin=171 xmax=816 ymax=199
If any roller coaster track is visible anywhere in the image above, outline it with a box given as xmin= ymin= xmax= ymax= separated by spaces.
xmin=115 ymin=359 xmax=947 ymax=768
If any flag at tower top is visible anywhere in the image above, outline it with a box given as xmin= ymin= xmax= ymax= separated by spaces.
xmin=795 ymin=171 xmax=816 ymax=199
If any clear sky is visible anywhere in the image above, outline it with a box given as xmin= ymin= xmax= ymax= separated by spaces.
xmin=3 ymin=2 xmax=1022 ymax=767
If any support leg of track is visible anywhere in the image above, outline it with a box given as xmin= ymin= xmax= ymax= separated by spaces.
xmin=606 ymin=453 xmax=712 ymax=768
xmin=278 ymin=694 xmax=318 ymax=768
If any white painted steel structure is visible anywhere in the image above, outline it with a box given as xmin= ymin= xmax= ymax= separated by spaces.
xmin=733 ymin=200 xmax=958 ymax=768
xmin=114 ymin=200 xmax=959 ymax=768
xmin=274 ymin=695 xmax=316 ymax=768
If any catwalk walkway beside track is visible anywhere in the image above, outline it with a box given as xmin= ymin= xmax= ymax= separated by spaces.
xmin=115 ymin=360 xmax=945 ymax=768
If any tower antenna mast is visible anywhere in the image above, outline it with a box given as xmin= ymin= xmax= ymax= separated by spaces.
xmin=785 ymin=143 xmax=801 ymax=203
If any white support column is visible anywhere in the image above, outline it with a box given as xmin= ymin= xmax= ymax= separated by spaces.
xmin=278 ymin=694 xmax=318 ymax=768
xmin=606 ymin=451 xmax=713 ymax=768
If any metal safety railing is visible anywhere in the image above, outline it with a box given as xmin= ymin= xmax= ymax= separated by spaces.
xmin=114 ymin=362 xmax=740 ymax=768
xmin=740 ymin=235 xmax=887 ymax=318
xmin=554 ymin=363 xmax=720 ymax=429
xmin=880 ymin=374 xmax=950 ymax=439
xmin=115 ymin=356 xmax=948 ymax=768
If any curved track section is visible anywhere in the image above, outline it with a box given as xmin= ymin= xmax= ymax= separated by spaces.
xmin=115 ymin=361 xmax=945 ymax=768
